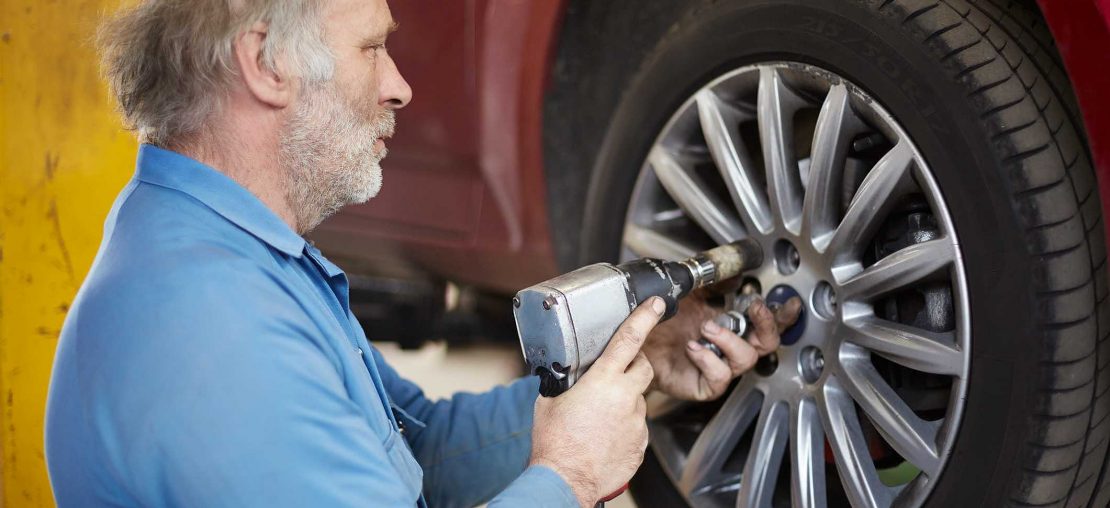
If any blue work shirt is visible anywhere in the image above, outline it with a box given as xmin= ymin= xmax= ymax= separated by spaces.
xmin=44 ymin=145 xmax=578 ymax=507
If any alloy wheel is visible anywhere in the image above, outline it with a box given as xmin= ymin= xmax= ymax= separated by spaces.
xmin=622 ymin=62 xmax=970 ymax=508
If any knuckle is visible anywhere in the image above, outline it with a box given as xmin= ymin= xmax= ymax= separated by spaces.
xmin=711 ymin=366 xmax=732 ymax=385
xmin=738 ymin=349 xmax=759 ymax=371
xmin=608 ymin=334 xmax=635 ymax=356
xmin=617 ymin=328 xmax=642 ymax=346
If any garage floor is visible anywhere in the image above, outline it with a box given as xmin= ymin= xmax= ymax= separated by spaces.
xmin=377 ymin=341 xmax=638 ymax=507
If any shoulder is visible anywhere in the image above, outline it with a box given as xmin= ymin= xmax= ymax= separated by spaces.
xmin=70 ymin=181 xmax=311 ymax=348
xmin=109 ymin=180 xmax=281 ymax=266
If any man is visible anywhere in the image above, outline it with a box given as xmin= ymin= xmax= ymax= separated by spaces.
xmin=44 ymin=0 xmax=800 ymax=506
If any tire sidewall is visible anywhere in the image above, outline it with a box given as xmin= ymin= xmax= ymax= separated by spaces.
xmin=580 ymin=1 xmax=1043 ymax=505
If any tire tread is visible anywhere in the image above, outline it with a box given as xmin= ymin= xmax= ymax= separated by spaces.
xmin=886 ymin=0 xmax=1106 ymax=505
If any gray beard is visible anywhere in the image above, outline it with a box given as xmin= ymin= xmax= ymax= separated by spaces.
xmin=279 ymin=80 xmax=395 ymax=234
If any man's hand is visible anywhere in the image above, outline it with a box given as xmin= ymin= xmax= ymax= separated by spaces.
xmin=643 ymin=291 xmax=802 ymax=401
xmin=529 ymin=297 xmax=663 ymax=507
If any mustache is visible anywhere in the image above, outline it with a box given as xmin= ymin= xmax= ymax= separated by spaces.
xmin=368 ymin=109 xmax=396 ymax=140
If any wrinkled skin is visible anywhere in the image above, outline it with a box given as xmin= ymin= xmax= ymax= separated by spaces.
xmin=644 ymin=291 xmax=803 ymax=401
xmin=531 ymin=298 xmax=662 ymax=507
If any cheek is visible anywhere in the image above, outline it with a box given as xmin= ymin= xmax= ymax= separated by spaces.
xmin=352 ymin=68 xmax=382 ymax=110
xmin=334 ymin=53 xmax=381 ymax=103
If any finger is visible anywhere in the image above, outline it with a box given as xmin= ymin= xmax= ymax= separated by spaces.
xmin=746 ymin=300 xmax=779 ymax=355
xmin=594 ymin=297 xmax=666 ymax=373
xmin=625 ymin=352 xmax=655 ymax=393
xmin=700 ymin=320 xmax=759 ymax=374
xmin=532 ymin=392 xmax=553 ymax=416
xmin=685 ymin=342 xmax=733 ymax=395
xmin=775 ymin=296 xmax=803 ymax=333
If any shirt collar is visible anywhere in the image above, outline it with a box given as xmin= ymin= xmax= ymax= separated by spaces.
xmin=305 ymin=243 xmax=346 ymax=278
xmin=134 ymin=144 xmax=307 ymax=258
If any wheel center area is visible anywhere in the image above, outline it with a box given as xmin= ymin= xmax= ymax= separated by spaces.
xmin=765 ymin=284 xmax=806 ymax=346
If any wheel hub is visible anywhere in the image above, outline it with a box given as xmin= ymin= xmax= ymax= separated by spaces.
xmin=764 ymin=283 xmax=806 ymax=346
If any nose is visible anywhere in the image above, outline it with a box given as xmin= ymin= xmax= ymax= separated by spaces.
xmin=379 ymin=53 xmax=412 ymax=109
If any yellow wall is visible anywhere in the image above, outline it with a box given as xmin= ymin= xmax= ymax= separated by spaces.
xmin=0 ymin=0 xmax=135 ymax=506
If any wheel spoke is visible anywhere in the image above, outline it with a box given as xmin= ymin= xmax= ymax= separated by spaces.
xmin=803 ymin=83 xmax=863 ymax=245
xmin=645 ymin=393 xmax=701 ymax=486
xmin=737 ymin=400 xmax=789 ymax=508
xmin=820 ymin=377 xmax=893 ymax=508
xmin=838 ymin=239 xmax=955 ymax=300
xmin=844 ymin=317 xmax=965 ymax=377
xmin=791 ymin=397 xmax=827 ymax=508
xmin=823 ymin=141 xmax=915 ymax=257
xmin=623 ymin=223 xmax=698 ymax=261
xmin=758 ymin=66 xmax=804 ymax=235
xmin=631 ymin=63 xmax=970 ymax=508
xmin=647 ymin=426 xmax=689 ymax=489
xmin=696 ymin=89 xmax=773 ymax=235
xmin=679 ymin=380 xmax=763 ymax=499
xmin=839 ymin=354 xmax=942 ymax=475
xmin=649 ymin=146 xmax=745 ymax=244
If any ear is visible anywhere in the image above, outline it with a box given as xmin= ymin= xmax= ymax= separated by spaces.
xmin=233 ymin=21 xmax=293 ymax=109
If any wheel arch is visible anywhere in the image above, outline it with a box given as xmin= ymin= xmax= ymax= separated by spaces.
xmin=542 ymin=0 xmax=707 ymax=270
xmin=1035 ymin=0 xmax=1110 ymax=253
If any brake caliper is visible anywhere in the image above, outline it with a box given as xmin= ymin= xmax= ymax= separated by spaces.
xmin=863 ymin=199 xmax=956 ymax=464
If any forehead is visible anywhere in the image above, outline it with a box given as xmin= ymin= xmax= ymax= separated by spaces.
xmin=323 ymin=0 xmax=393 ymax=36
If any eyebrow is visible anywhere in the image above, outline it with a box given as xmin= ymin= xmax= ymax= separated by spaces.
xmin=359 ymin=20 xmax=399 ymax=48
xmin=362 ymin=20 xmax=399 ymax=46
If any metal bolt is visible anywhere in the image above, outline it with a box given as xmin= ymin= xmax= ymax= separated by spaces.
xmin=774 ymin=240 xmax=800 ymax=275
xmin=801 ymin=347 xmax=825 ymax=384
xmin=542 ymin=295 xmax=557 ymax=310
xmin=852 ymin=132 xmax=885 ymax=152
xmin=512 ymin=296 xmax=521 ymax=308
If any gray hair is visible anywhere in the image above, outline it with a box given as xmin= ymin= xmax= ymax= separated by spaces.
xmin=97 ymin=0 xmax=335 ymax=146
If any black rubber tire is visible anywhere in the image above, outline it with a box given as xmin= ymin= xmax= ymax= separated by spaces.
xmin=566 ymin=0 xmax=1110 ymax=506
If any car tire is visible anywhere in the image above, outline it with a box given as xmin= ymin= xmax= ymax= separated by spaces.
xmin=572 ymin=0 xmax=1110 ymax=506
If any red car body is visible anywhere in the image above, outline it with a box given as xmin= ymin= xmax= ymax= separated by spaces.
xmin=312 ymin=0 xmax=1110 ymax=295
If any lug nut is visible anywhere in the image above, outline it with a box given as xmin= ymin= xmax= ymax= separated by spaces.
xmin=801 ymin=346 xmax=825 ymax=384
xmin=774 ymin=239 xmax=800 ymax=275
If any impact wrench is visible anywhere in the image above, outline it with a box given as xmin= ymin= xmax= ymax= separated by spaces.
xmin=511 ymin=238 xmax=764 ymax=505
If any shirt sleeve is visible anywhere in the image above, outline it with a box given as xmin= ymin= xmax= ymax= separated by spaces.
xmin=93 ymin=261 xmax=423 ymax=507
xmin=488 ymin=465 xmax=581 ymax=507
xmin=373 ymin=349 xmax=577 ymax=507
